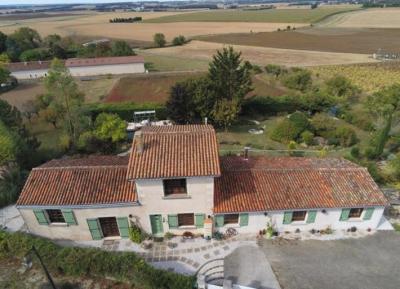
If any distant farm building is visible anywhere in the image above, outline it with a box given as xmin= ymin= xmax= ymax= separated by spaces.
xmin=8 ymin=55 xmax=146 ymax=79
xmin=373 ymin=49 xmax=400 ymax=61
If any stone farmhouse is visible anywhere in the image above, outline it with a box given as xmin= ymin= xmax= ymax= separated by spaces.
xmin=7 ymin=55 xmax=145 ymax=79
xmin=16 ymin=125 xmax=388 ymax=241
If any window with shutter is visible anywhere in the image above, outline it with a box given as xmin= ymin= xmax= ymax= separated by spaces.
xmin=168 ymin=214 xmax=178 ymax=228
xmin=117 ymin=217 xmax=130 ymax=239
xmin=224 ymin=214 xmax=239 ymax=225
xmin=349 ymin=208 xmax=363 ymax=218
xmin=33 ymin=210 xmax=48 ymax=225
xmin=62 ymin=209 xmax=77 ymax=225
xmin=283 ymin=211 xmax=293 ymax=224
xmin=306 ymin=211 xmax=317 ymax=223
xmin=239 ymin=213 xmax=249 ymax=227
xmin=363 ymin=207 xmax=374 ymax=220
xmin=215 ymin=215 xmax=224 ymax=227
xmin=46 ymin=209 xmax=65 ymax=223
xmin=195 ymin=214 xmax=205 ymax=228
xmin=87 ymin=219 xmax=102 ymax=240
xmin=178 ymin=213 xmax=194 ymax=226
xmin=340 ymin=208 xmax=351 ymax=221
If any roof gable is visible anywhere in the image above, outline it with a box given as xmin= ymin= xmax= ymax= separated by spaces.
xmin=127 ymin=125 xmax=221 ymax=179
xmin=17 ymin=156 xmax=136 ymax=207
xmin=214 ymin=156 xmax=388 ymax=213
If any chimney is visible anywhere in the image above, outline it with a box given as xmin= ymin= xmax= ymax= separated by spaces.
xmin=204 ymin=117 xmax=208 ymax=125
xmin=135 ymin=131 xmax=143 ymax=154
xmin=244 ymin=147 xmax=250 ymax=160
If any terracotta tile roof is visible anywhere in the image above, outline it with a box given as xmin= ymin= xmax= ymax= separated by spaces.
xmin=17 ymin=156 xmax=136 ymax=207
xmin=7 ymin=60 xmax=53 ymax=72
xmin=65 ymin=55 xmax=144 ymax=67
xmin=127 ymin=125 xmax=221 ymax=179
xmin=214 ymin=156 xmax=388 ymax=213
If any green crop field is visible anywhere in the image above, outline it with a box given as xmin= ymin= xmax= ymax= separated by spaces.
xmin=144 ymin=6 xmax=361 ymax=24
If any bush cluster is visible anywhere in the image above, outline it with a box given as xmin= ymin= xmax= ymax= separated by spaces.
xmin=109 ymin=17 xmax=142 ymax=23
xmin=0 ymin=231 xmax=194 ymax=289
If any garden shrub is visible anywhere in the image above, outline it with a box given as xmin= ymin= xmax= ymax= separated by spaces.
xmin=301 ymin=130 xmax=314 ymax=146
xmin=282 ymin=68 xmax=312 ymax=92
xmin=270 ymin=112 xmax=310 ymax=144
xmin=0 ymin=231 xmax=194 ymax=289
xmin=334 ymin=126 xmax=357 ymax=147
xmin=129 ymin=224 xmax=145 ymax=244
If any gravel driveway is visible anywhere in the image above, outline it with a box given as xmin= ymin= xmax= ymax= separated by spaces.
xmin=259 ymin=232 xmax=400 ymax=289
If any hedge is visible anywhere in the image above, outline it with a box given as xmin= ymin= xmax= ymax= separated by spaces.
xmin=0 ymin=231 xmax=194 ymax=289
xmin=242 ymin=95 xmax=302 ymax=116
xmin=84 ymin=102 xmax=167 ymax=122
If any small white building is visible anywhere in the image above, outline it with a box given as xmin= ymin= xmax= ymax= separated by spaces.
xmin=8 ymin=55 xmax=145 ymax=80
xmin=16 ymin=125 xmax=388 ymax=241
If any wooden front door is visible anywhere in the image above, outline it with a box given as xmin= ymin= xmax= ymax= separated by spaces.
xmin=99 ymin=217 xmax=120 ymax=237
xmin=150 ymin=215 xmax=163 ymax=236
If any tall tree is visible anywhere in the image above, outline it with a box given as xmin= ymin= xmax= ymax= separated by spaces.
xmin=366 ymin=84 xmax=400 ymax=158
xmin=111 ymin=40 xmax=134 ymax=56
xmin=0 ymin=31 xmax=7 ymax=53
xmin=153 ymin=33 xmax=166 ymax=48
xmin=44 ymin=59 xmax=85 ymax=146
xmin=208 ymin=46 xmax=252 ymax=103
xmin=166 ymin=81 xmax=196 ymax=124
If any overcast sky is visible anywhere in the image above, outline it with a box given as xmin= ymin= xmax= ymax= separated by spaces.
xmin=0 ymin=0 xmax=160 ymax=5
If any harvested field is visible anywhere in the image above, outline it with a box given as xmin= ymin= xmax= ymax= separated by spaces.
xmin=0 ymin=77 xmax=117 ymax=111
xmin=145 ymin=40 xmax=376 ymax=67
xmin=105 ymin=72 xmax=204 ymax=103
xmin=0 ymin=11 xmax=304 ymax=42
xmin=323 ymin=8 xmax=400 ymax=28
xmin=144 ymin=6 xmax=360 ymax=23
xmin=199 ymin=28 xmax=400 ymax=54
xmin=0 ymin=81 xmax=45 ymax=110
xmin=105 ymin=71 xmax=287 ymax=104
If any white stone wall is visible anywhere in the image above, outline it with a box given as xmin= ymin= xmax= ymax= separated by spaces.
xmin=10 ymin=63 xmax=145 ymax=79
xmin=18 ymin=205 xmax=145 ymax=241
xmin=11 ymin=69 xmax=48 ymax=79
xmin=135 ymin=177 xmax=214 ymax=235
xmin=68 ymin=63 xmax=145 ymax=76
xmin=216 ymin=207 xmax=385 ymax=234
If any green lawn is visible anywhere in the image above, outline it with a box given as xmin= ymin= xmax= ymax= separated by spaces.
xmin=25 ymin=117 xmax=64 ymax=158
xmin=144 ymin=7 xmax=361 ymax=24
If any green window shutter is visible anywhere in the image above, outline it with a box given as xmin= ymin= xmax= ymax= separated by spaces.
xmin=33 ymin=210 xmax=48 ymax=225
xmin=340 ymin=208 xmax=351 ymax=221
xmin=283 ymin=211 xmax=293 ymax=224
xmin=363 ymin=208 xmax=375 ymax=220
xmin=168 ymin=214 xmax=178 ymax=229
xmin=306 ymin=210 xmax=317 ymax=224
xmin=215 ymin=215 xmax=224 ymax=227
xmin=195 ymin=214 xmax=205 ymax=228
xmin=117 ymin=217 xmax=130 ymax=239
xmin=62 ymin=209 xmax=77 ymax=225
xmin=87 ymin=219 xmax=102 ymax=240
xmin=239 ymin=213 xmax=249 ymax=227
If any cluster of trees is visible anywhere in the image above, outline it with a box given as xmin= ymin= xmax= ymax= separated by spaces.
xmin=0 ymin=99 xmax=40 ymax=207
xmin=153 ymin=33 xmax=187 ymax=48
xmin=0 ymin=27 xmax=134 ymax=62
xmin=109 ymin=17 xmax=142 ymax=23
xmin=166 ymin=46 xmax=252 ymax=129
xmin=77 ymin=40 xmax=135 ymax=58
xmin=33 ymin=59 xmax=128 ymax=154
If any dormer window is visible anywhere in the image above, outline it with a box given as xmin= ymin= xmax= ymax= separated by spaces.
xmin=163 ymin=179 xmax=187 ymax=197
